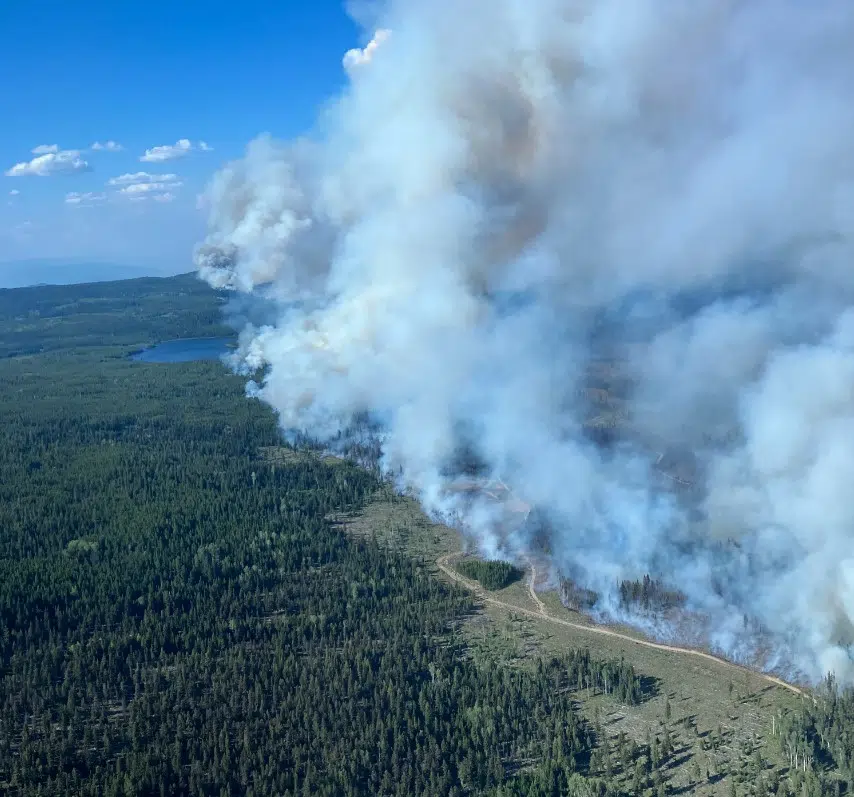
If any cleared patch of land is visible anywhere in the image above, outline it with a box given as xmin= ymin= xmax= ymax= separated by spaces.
xmin=334 ymin=486 xmax=812 ymax=796
xmin=259 ymin=445 xmax=347 ymax=467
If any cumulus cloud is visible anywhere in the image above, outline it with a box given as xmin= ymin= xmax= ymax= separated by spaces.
xmin=5 ymin=149 xmax=90 ymax=177
xmin=8 ymin=190 xmax=19 ymax=197
xmin=141 ymin=139 xmax=192 ymax=162
xmin=139 ymin=139 xmax=211 ymax=162
xmin=31 ymin=144 xmax=59 ymax=155
xmin=196 ymin=0 xmax=854 ymax=685
xmin=65 ymin=191 xmax=106 ymax=205
xmin=91 ymin=140 xmax=123 ymax=152
xmin=342 ymin=28 xmax=390 ymax=73
xmin=108 ymin=171 xmax=178 ymax=186
xmin=108 ymin=172 xmax=183 ymax=203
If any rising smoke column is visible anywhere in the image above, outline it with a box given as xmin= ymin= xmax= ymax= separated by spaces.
xmin=196 ymin=0 xmax=854 ymax=684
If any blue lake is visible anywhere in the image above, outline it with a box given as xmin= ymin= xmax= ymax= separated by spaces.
xmin=131 ymin=337 xmax=235 ymax=363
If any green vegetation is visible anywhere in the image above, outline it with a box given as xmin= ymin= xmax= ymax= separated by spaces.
xmin=560 ymin=578 xmax=598 ymax=611
xmin=338 ymin=454 xmax=852 ymax=796
xmin=0 ymin=274 xmax=612 ymax=797
xmin=618 ymin=575 xmax=685 ymax=613
xmin=769 ymin=675 xmax=853 ymax=796
xmin=457 ymin=559 xmax=523 ymax=591
xmin=0 ymin=272 xmax=231 ymax=358
xmin=0 ymin=272 xmax=850 ymax=796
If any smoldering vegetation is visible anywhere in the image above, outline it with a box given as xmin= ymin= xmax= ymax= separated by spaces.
xmin=195 ymin=0 xmax=854 ymax=684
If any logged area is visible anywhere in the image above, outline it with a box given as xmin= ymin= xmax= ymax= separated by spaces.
xmin=0 ymin=274 xmax=851 ymax=797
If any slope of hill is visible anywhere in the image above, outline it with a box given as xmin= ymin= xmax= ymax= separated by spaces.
xmin=0 ymin=259 xmax=164 ymax=289
xmin=0 ymin=271 xmax=231 ymax=358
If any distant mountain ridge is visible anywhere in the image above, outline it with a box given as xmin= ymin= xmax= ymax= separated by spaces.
xmin=0 ymin=258 xmax=182 ymax=288
xmin=0 ymin=271 xmax=228 ymax=359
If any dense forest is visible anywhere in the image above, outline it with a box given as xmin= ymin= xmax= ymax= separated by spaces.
xmin=457 ymin=560 xmax=523 ymax=591
xmin=617 ymin=576 xmax=686 ymax=614
xmin=770 ymin=676 xmax=854 ymax=796
xmin=0 ymin=273 xmax=231 ymax=358
xmin=0 ymin=272 xmax=850 ymax=796
xmin=0 ymin=274 xmax=627 ymax=796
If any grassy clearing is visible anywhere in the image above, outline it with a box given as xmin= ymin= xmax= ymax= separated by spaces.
xmin=476 ymin=599 xmax=805 ymax=794
xmin=337 ymin=488 xmax=809 ymax=795
xmin=258 ymin=445 xmax=348 ymax=467
xmin=328 ymin=482 xmax=460 ymax=563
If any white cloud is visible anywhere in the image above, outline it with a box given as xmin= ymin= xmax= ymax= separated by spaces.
xmin=139 ymin=139 xmax=211 ymax=162
xmin=32 ymin=144 xmax=60 ymax=155
xmin=91 ymin=140 xmax=123 ymax=152
xmin=140 ymin=139 xmax=191 ymax=162
xmin=109 ymin=172 xmax=182 ymax=204
xmin=343 ymin=29 xmax=391 ymax=73
xmin=6 ymin=149 xmax=90 ymax=177
xmin=126 ymin=190 xmax=176 ymax=204
xmin=65 ymin=191 xmax=106 ymax=205
xmin=124 ymin=191 xmax=175 ymax=204
xmin=119 ymin=180 xmax=182 ymax=195
xmin=8 ymin=189 xmax=19 ymax=196
xmin=108 ymin=171 xmax=178 ymax=186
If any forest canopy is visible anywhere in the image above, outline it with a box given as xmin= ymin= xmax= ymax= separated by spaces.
xmin=457 ymin=559 xmax=524 ymax=591
xmin=0 ymin=273 xmax=848 ymax=797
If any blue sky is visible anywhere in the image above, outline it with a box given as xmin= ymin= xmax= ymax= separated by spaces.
xmin=0 ymin=0 xmax=365 ymax=284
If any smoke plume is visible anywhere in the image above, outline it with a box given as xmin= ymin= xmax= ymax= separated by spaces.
xmin=196 ymin=0 xmax=854 ymax=684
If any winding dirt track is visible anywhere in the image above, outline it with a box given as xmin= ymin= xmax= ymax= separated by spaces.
xmin=437 ymin=553 xmax=805 ymax=698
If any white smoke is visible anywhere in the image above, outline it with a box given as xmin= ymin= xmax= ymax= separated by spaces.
xmin=196 ymin=0 xmax=854 ymax=684
xmin=343 ymin=29 xmax=391 ymax=74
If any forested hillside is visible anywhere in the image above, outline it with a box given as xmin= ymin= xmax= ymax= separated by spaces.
xmin=0 ymin=275 xmax=614 ymax=796
xmin=0 ymin=273 xmax=231 ymax=358
xmin=0 ymin=273 xmax=848 ymax=796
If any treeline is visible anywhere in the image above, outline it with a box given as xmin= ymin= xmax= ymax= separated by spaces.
xmin=618 ymin=575 xmax=685 ymax=613
xmin=559 ymin=578 xmax=598 ymax=611
xmin=457 ymin=559 xmax=523 ymax=591
xmin=769 ymin=674 xmax=854 ymax=796
xmin=557 ymin=575 xmax=685 ymax=616
xmin=543 ymin=650 xmax=646 ymax=706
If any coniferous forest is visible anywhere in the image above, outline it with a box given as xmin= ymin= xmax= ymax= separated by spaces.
xmin=456 ymin=560 xmax=523 ymax=591
xmin=0 ymin=273 xmax=851 ymax=797
xmin=0 ymin=275 xmax=623 ymax=796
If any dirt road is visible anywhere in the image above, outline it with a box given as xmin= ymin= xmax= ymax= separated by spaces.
xmin=437 ymin=553 xmax=805 ymax=698
xmin=524 ymin=557 xmax=548 ymax=616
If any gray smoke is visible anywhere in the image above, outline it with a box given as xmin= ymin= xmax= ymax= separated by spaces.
xmin=196 ymin=0 xmax=854 ymax=684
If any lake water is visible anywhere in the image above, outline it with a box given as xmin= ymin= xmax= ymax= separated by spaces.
xmin=131 ymin=337 xmax=234 ymax=363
